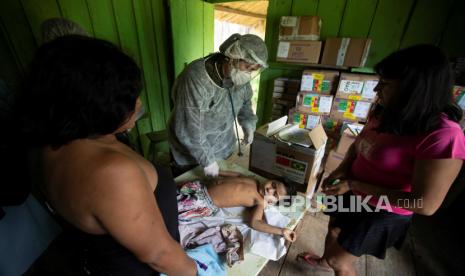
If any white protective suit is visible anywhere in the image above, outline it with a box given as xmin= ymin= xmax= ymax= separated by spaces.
xmin=169 ymin=58 xmax=256 ymax=167
xmin=169 ymin=34 xmax=268 ymax=168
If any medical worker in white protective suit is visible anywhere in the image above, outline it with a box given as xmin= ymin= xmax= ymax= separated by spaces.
xmin=168 ymin=33 xmax=268 ymax=177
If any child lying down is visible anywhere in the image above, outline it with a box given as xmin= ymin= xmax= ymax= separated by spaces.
xmin=177 ymin=171 xmax=298 ymax=242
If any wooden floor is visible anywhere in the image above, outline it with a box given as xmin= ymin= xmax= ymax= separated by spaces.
xmin=227 ymin=144 xmax=465 ymax=276
xmin=257 ymin=211 xmax=416 ymax=276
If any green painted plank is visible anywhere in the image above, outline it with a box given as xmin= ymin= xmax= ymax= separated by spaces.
xmin=400 ymin=0 xmax=454 ymax=48
xmin=338 ymin=0 xmax=378 ymax=37
xmin=0 ymin=23 xmax=22 ymax=91
xmin=0 ymin=0 xmax=37 ymax=71
xmin=439 ymin=0 xmax=465 ymax=58
xmin=57 ymin=0 xmax=94 ymax=36
xmin=111 ymin=0 xmax=140 ymax=60
xmin=186 ymin=0 xmax=204 ymax=61
xmin=365 ymin=0 xmax=415 ymax=67
xmin=133 ymin=0 xmax=166 ymax=131
xmin=170 ymin=0 xmax=206 ymax=77
xmin=86 ymin=0 xmax=119 ymax=43
xmin=316 ymin=0 xmax=347 ymax=39
xmin=291 ymin=0 xmax=319 ymax=16
xmin=169 ymin=0 xmax=189 ymax=77
xmin=20 ymin=0 xmax=61 ymax=45
xmin=152 ymin=0 xmax=173 ymax=124
xmin=203 ymin=1 xmax=214 ymax=56
xmin=112 ymin=0 xmax=152 ymax=152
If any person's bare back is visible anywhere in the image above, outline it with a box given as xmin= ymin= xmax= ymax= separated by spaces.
xmin=207 ymin=177 xmax=263 ymax=208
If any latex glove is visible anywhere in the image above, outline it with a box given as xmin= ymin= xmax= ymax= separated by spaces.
xmin=204 ymin=162 xmax=219 ymax=177
xmin=242 ymin=128 xmax=254 ymax=145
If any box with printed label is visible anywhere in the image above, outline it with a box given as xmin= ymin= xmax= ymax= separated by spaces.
xmin=336 ymin=73 xmax=379 ymax=102
xmin=321 ymin=38 xmax=372 ymax=67
xmin=330 ymin=98 xmax=372 ymax=122
xmin=300 ymin=70 xmax=340 ymax=94
xmin=296 ymin=92 xmax=333 ymax=115
xmin=279 ymin=16 xmax=321 ymax=41
xmin=288 ymin=108 xmax=322 ymax=130
xmin=276 ymin=41 xmax=322 ymax=64
xmin=249 ymin=117 xmax=328 ymax=195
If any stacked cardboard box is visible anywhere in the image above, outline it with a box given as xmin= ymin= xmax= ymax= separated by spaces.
xmin=319 ymin=123 xmax=364 ymax=193
xmin=321 ymin=38 xmax=372 ymax=67
xmin=329 ymin=73 xmax=378 ymax=123
xmin=300 ymin=69 xmax=339 ymax=94
xmin=295 ymin=91 xmax=333 ymax=114
xmin=336 ymin=73 xmax=379 ymax=102
xmin=272 ymin=78 xmax=301 ymax=120
xmin=276 ymin=16 xmax=323 ymax=64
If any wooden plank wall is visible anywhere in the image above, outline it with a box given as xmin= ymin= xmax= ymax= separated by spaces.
xmin=257 ymin=0 xmax=465 ymax=126
xmin=0 ymin=0 xmax=174 ymax=157
xmin=169 ymin=0 xmax=214 ymax=77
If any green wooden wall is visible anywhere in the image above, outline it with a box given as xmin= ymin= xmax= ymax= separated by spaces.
xmin=257 ymin=0 xmax=465 ymax=126
xmin=0 ymin=0 xmax=174 ymax=156
xmin=1 ymin=0 xmax=465 ymax=151
xmin=169 ymin=0 xmax=214 ymax=77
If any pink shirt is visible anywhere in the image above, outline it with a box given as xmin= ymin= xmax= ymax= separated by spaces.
xmin=351 ymin=114 xmax=465 ymax=215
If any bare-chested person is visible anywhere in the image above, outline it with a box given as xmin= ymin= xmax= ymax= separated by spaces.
xmin=177 ymin=171 xmax=298 ymax=242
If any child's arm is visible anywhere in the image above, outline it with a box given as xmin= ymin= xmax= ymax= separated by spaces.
xmin=249 ymin=203 xmax=297 ymax=242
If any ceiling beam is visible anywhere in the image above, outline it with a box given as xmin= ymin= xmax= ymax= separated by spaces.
xmin=214 ymin=5 xmax=266 ymax=19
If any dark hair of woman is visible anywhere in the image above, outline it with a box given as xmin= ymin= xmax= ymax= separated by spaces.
xmin=372 ymin=44 xmax=463 ymax=135
xmin=17 ymin=35 xmax=142 ymax=147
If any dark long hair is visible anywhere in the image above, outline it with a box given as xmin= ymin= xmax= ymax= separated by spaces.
xmin=373 ymin=44 xmax=462 ymax=135
xmin=16 ymin=35 xmax=142 ymax=147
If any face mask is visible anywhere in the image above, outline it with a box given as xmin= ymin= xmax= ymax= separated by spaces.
xmin=230 ymin=67 xmax=252 ymax=86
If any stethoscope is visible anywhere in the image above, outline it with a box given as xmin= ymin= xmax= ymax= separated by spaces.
xmin=214 ymin=58 xmax=244 ymax=157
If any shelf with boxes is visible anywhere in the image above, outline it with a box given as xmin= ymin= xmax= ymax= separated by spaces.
xmin=276 ymin=15 xmax=372 ymax=68
xmin=283 ymin=69 xmax=379 ymax=155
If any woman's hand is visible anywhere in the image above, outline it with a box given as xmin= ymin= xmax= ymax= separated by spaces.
xmin=282 ymin=228 xmax=297 ymax=242
xmin=322 ymin=167 xmax=348 ymax=187
xmin=322 ymin=179 xmax=351 ymax=196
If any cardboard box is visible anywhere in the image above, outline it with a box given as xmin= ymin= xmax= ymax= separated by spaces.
xmin=336 ymin=129 xmax=356 ymax=155
xmin=336 ymin=73 xmax=379 ymax=102
xmin=273 ymin=92 xmax=297 ymax=102
xmin=330 ymin=97 xmax=372 ymax=122
xmin=321 ymin=38 xmax=372 ymax=67
xmin=321 ymin=115 xmax=345 ymax=133
xmin=288 ymin=108 xmax=321 ymax=130
xmin=324 ymin=150 xmax=345 ymax=173
xmin=249 ymin=117 xmax=328 ymax=195
xmin=274 ymin=78 xmax=301 ymax=95
xmin=279 ymin=16 xmax=321 ymax=41
xmin=277 ymin=41 xmax=322 ymax=64
xmin=296 ymin=92 xmax=333 ymax=115
xmin=300 ymin=70 xmax=340 ymax=94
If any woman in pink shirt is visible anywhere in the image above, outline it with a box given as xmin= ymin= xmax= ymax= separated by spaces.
xmin=297 ymin=45 xmax=465 ymax=275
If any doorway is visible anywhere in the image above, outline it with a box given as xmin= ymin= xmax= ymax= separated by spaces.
xmin=213 ymin=0 xmax=269 ymax=113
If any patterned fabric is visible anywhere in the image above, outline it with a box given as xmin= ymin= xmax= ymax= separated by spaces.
xmin=177 ymin=181 xmax=219 ymax=221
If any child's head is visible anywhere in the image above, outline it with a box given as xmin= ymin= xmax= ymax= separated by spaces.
xmin=261 ymin=177 xmax=297 ymax=206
